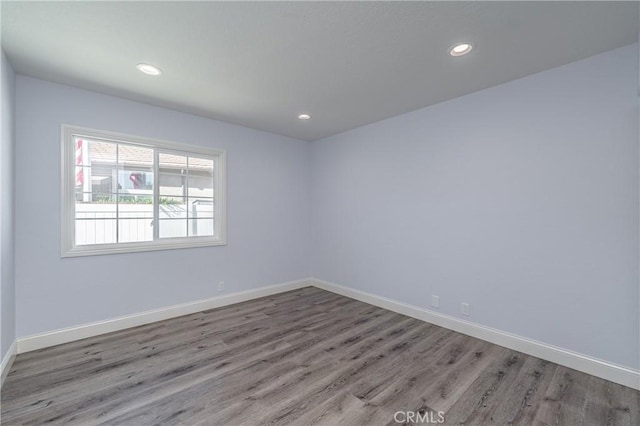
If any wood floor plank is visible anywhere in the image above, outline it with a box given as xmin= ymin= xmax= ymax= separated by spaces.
xmin=440 ymin=349 xmax=528 ymax=424
xmin=288 ymin=390 xmax=368 ymax=426
xmin=348 ymin=328 xmax=465 ymax=409
xmin=1 ymin=287 xmax=637 ymax=426
xmin=607 ymin=378 xmax=640 ymax=426
xmin=533 ymin=365 xmax=593 ymax=425
xmin=482 ymin=355 xmax=557 ymax=424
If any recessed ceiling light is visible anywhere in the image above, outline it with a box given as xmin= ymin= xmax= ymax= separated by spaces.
xmin=298 ymin=114 xmax=311 ymax=120
xmin=449 ymin=43 xmax=473 ymax=57
xmin=136 ymin=63 xmax=162 ymax=76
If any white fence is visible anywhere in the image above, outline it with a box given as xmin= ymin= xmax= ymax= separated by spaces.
xmin=75 ymin=203 xmax=214 ymax=245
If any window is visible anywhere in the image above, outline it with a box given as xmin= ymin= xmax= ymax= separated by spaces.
xmin=61 ymin=125 xmax=226 ymax=257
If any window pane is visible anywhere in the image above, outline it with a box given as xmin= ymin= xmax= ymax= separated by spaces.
xmin=75 ymin=150 xmax=118 ymax=246
xmin=188 ymin=156 xmax=213 ymax=171
xmin=75 ymin=138 xmax=119 ymax=199
xmin=117 ymin=195 xmax=153 ymax=243
xmin=159 ymin=153 xmax=187 ymax=197
xmin=189 ymin=218 xmax=214 ymax=237
xmin=187 ymin=156 xmax=214 ymax=198
xmin=117 ymin=169 xmax=154 ymax=192
xmin=188 ymin=198 xmax=214 ymax=219
xmin=75 ymin=165 xmax=118 ymax=200
xmin=88 ymin=139 xmax=117 ymax=164
xmin=159 ymin=197 xmax=187 ymax=219
xmin=159 ymin=197 xmax=187 ymax=239
xmin=75 ymin=202 xmax=116 ymax=247
xmin=159 ymin=153 xmax=187 ymax=168
xmin=75 ymin=138 xmax=117 ymax=166
xmin=75 ymin=202 xmax=117 ymax=220
xmin=117 ymin=144 xmax=153 ymax=201
xmin=159 ymin=171 xmax=186 ymax=197
xmin=118 ymin=218 xmax=153 ymax=243
xmin=187 ymin=173 xmax=213 ymax=197
xmin=159 ymin=219 xmax=187 ymax=238
xmin=79 ymin=188 xmax=114 ymax=199
xmin=118 ymin=144 xmax=153 ymax=170
xmin=117 ymin=194 xmax=154 ymax=206
xmin=75 ymin=218 xmax=117 ymax=245
xmin=115 ymin=145 xmax=154 ymax=244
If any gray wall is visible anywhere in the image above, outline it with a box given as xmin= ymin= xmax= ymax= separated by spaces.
xmin=1 ymin=50 xmax=16 ymax=361
xmin=14 ymin=76 xmax=311 ymax=337
xmin=311 ymin=44 xmax=640 ymax=369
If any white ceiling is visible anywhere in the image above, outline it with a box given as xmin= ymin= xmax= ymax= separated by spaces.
xmin=2 ymin=1 xmax=638 ymax=141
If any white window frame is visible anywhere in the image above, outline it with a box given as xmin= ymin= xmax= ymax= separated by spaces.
xmin=61 ymin=125 xmax=226 ymax=257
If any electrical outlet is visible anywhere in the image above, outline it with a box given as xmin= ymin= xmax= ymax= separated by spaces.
xmin=218 ymin=281 xmax=225 ymax=292
xmin=461 ymin=302 xmax=470 ymax=316
xmin=431 ymin=295 xmax=440 ymax=308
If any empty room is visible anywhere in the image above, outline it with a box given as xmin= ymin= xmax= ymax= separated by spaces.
xmin=1 ymin=1 xmax=639 ymax=425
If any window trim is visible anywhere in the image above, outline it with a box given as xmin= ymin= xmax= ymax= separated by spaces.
xmin=61 ymin=125 xmax=227 ymax=257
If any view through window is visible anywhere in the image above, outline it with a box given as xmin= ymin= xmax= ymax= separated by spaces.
xmin=63 ymin=126 xmax=226 ymax=256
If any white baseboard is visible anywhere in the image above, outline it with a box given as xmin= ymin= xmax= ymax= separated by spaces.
xmin=16 ymin=278 xmax=313 ymax=354
xmin=311 ymin=278 xmax=640 ymax=391
xmin=12 ymin=276 xmax=639 ymax=391
xmin=1 ymin=340 xmax=17 ymax=387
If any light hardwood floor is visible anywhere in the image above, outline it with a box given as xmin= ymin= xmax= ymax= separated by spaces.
xmin=1 ymin=287 xmax=638 ymax=425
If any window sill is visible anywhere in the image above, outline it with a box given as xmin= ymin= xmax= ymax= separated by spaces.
xmin=61 ymin=237 xmax=227 ymax=258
